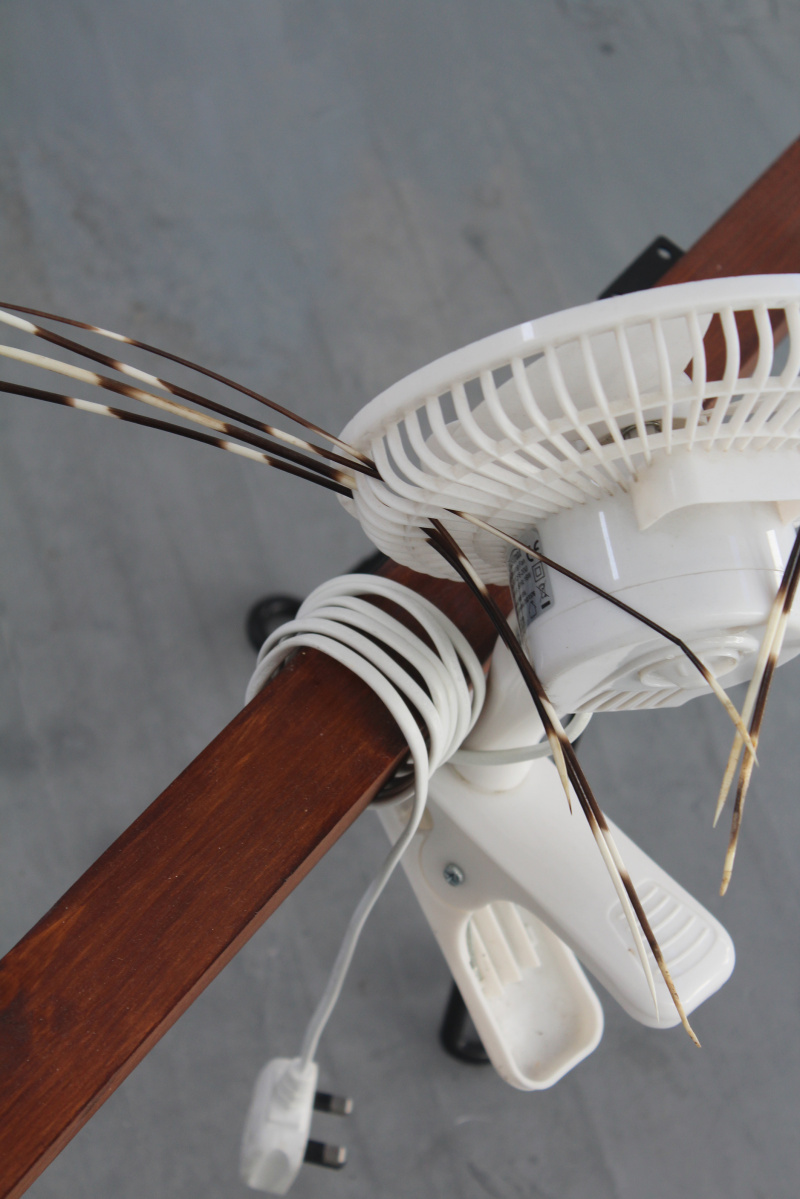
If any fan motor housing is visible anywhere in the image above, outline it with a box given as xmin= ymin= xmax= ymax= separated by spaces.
xmin=512 ymin=493 xmax=800 ymax=714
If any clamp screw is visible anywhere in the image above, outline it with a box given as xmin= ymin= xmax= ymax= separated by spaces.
xmin=443 ymin=863 xmax=465 ymax=887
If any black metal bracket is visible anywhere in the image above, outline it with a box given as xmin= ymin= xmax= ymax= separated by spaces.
xmin=439 ymin=983 xmax=490 ymax=1065
xmin=598 ymin=235 xmax=684 ymax=299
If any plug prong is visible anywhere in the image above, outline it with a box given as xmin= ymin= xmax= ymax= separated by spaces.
xmin=313 ymin=1090 xmax=353 ymax=1116
xmin=304 ymin=1140 xmax=347 ymax=1169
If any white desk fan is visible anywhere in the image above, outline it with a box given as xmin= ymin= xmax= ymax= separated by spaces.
xmin=336 ymin=274 xmax=800 ymax=1090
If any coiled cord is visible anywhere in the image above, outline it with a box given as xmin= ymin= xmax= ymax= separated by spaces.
xmin=246 ymin=573 xmax=486 ymax=1068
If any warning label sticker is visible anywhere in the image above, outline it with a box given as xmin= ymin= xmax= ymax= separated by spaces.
xmin=508 ymin=528 xmax=554 ymax=634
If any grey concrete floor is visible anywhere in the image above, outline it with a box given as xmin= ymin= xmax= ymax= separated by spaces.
xmin=1 ymin=2 xmax=800 ymax=1196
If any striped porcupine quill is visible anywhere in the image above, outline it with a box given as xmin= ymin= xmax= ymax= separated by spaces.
xmin=0 ymin=301 xmax=376 ymax=469
xmin=426 ymin=518 xmax=700 ymax=1046
xmin=0 ymin=380 xmax=355 ymax=497
xmin=0 ymin=343 xmax=359 ymax=488
xmin=717 ymin=523 xmax=800 ymax=895
xmin=0 ymin=310 xmax=376 ymax=479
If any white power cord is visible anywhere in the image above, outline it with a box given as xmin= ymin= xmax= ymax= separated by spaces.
xmin=241 ymin=573 xmax=485 ymax=1194
xmin=449 ymin=710 xmax=593 ymax=767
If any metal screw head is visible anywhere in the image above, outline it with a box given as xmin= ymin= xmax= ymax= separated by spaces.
xmin=443 ymin=863 xmax=465 ymax=887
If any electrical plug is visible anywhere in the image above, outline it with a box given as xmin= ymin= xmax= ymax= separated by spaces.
xmin=240 ymin=1057 xmax=350 ymax=1194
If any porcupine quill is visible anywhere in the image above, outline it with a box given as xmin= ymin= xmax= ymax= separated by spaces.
xmin=425 ymin=518 xmax=700 ymax=1047
xmin=0 ymin=302 xmax=377 ymax=472
xmin=0 ymin=343 xmax=358 ymax=490
xmin=717 ymin=524 xmax=800 ymax=895
xmin=715 ymin=522 xmax=800 ymax=827
xmin=0 ymin=380 xmax=354 ymax=497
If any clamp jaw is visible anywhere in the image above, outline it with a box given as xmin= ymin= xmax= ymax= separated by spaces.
xmin=379 ymin=755 xmax=734 ymax=1089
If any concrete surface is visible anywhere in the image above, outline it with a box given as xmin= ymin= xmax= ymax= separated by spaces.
xmin=1 ymin=2 xmax=799 ymax=1196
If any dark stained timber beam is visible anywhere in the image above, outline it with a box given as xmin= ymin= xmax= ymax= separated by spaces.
xmin=658 ymin=137 xmax=800 ymax=286
xmin=657 ymin=136 xmax=800 ymax=379
xmin=0 ymin=563 xmax=507 ymax=1199
xmin=1 ymin=135 xmax=800 ymax=1198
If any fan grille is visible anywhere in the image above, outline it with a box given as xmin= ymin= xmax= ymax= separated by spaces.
xmin=341 ymin=278 xmax=800 ymax=582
